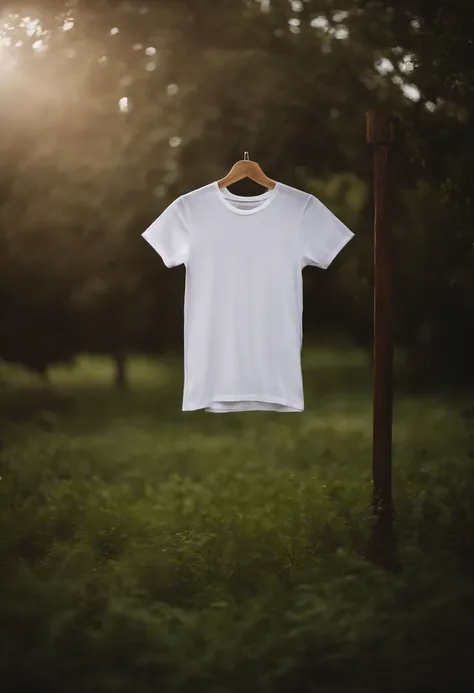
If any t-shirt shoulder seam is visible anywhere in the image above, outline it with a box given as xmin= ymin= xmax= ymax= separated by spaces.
xmin=299 ymin=193 xmax=312 ymax=231
xmin=181 ymin=183 xmax=213 ymax=201
xmin=177 ymin=196 xmax=192 ymax=263
xmin=174 ymin=196 xmax=187 ymax=223
xmin=302 ymin=192 xmax=312 ymax=213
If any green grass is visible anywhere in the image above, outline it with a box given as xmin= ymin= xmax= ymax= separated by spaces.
xmin=1 ymin=345 xmax=474 ymax=693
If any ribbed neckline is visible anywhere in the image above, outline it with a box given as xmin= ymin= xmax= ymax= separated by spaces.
xmin=212 ymin=181 xmax=280 ymax=215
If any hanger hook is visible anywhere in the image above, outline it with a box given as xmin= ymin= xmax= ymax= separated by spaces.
xmin=244 ymin=151 xmax=249 ymax=161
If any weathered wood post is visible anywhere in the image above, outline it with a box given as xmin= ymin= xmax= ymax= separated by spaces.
xmin=365 ymin=107 xmax=400 ymax=571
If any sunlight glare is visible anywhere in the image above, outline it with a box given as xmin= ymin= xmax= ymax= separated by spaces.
xmin=333 ymin=25 xmax=349 ymax=40
xmin=399 ymin=53 xmax=415 ymax=74
xmin=375 ymin=57 xmax=394 ymax=75
xmin=401 ymin=83 xmax=420 ymax=101
xmin=290 ymin=0 xmax=303 ymax=11
xmin=33 ymin=39 xmax=46 ymax=52
xmin=20 ymin=16 xmax=44 ymax=37
xmin=0 ymin=12 xmax=49 ymax=54
xmin=311 ymin=16 xmax=329 ymax=31
xmin=119 ymin=96 xmax=129 ymax=112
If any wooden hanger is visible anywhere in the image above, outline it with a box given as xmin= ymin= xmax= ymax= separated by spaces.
xmin=216 ymin=151 xmax=277 ymax=190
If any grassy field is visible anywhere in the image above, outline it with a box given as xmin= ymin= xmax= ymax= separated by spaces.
xmin=1 ymin=345 xmax=474 ymax=693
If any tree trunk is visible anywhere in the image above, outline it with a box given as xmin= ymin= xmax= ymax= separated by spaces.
xmin=113 ymin=350 xmax=128 ymax=391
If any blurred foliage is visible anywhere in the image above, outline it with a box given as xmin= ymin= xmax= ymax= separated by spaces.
xmin=1 ymin=350 xmax=474 ymax=691
xmin=359 ymin=0 xmax=474 ymax=383
xmin=0 ymin=0 xmax=472 ymax=384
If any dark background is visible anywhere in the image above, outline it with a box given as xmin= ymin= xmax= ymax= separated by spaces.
xmin=1 ymin=3 xmax=474 ymax=693
xmin=0 ymin=0 xmax=473 ymax=388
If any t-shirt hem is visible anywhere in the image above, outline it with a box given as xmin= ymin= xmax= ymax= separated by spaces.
xmin=182 ymin=394 xmax=304 ymax=413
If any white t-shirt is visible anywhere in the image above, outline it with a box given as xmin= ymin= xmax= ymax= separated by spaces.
xmin=142 ymin=181 xmax=354 ymax=413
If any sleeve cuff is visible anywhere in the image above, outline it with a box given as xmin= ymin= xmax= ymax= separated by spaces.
xmin=141 ymin=229 xmax=174 ymax=268
xmin=320 ymin=230 xmax=354 ymax=269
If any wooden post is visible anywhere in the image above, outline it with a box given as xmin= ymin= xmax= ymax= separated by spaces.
xmin=365 ymin=108 xmax=400 ymax=571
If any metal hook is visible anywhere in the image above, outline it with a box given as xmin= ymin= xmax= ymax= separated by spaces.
xmin=244 ymin=151 xmax=249 ymax=161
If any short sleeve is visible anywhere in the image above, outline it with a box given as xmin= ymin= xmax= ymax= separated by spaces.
xmin=300 ymin=194 xmax=354 ymax=269
xmin=141 ymin=197 xmax=190 ymax=268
